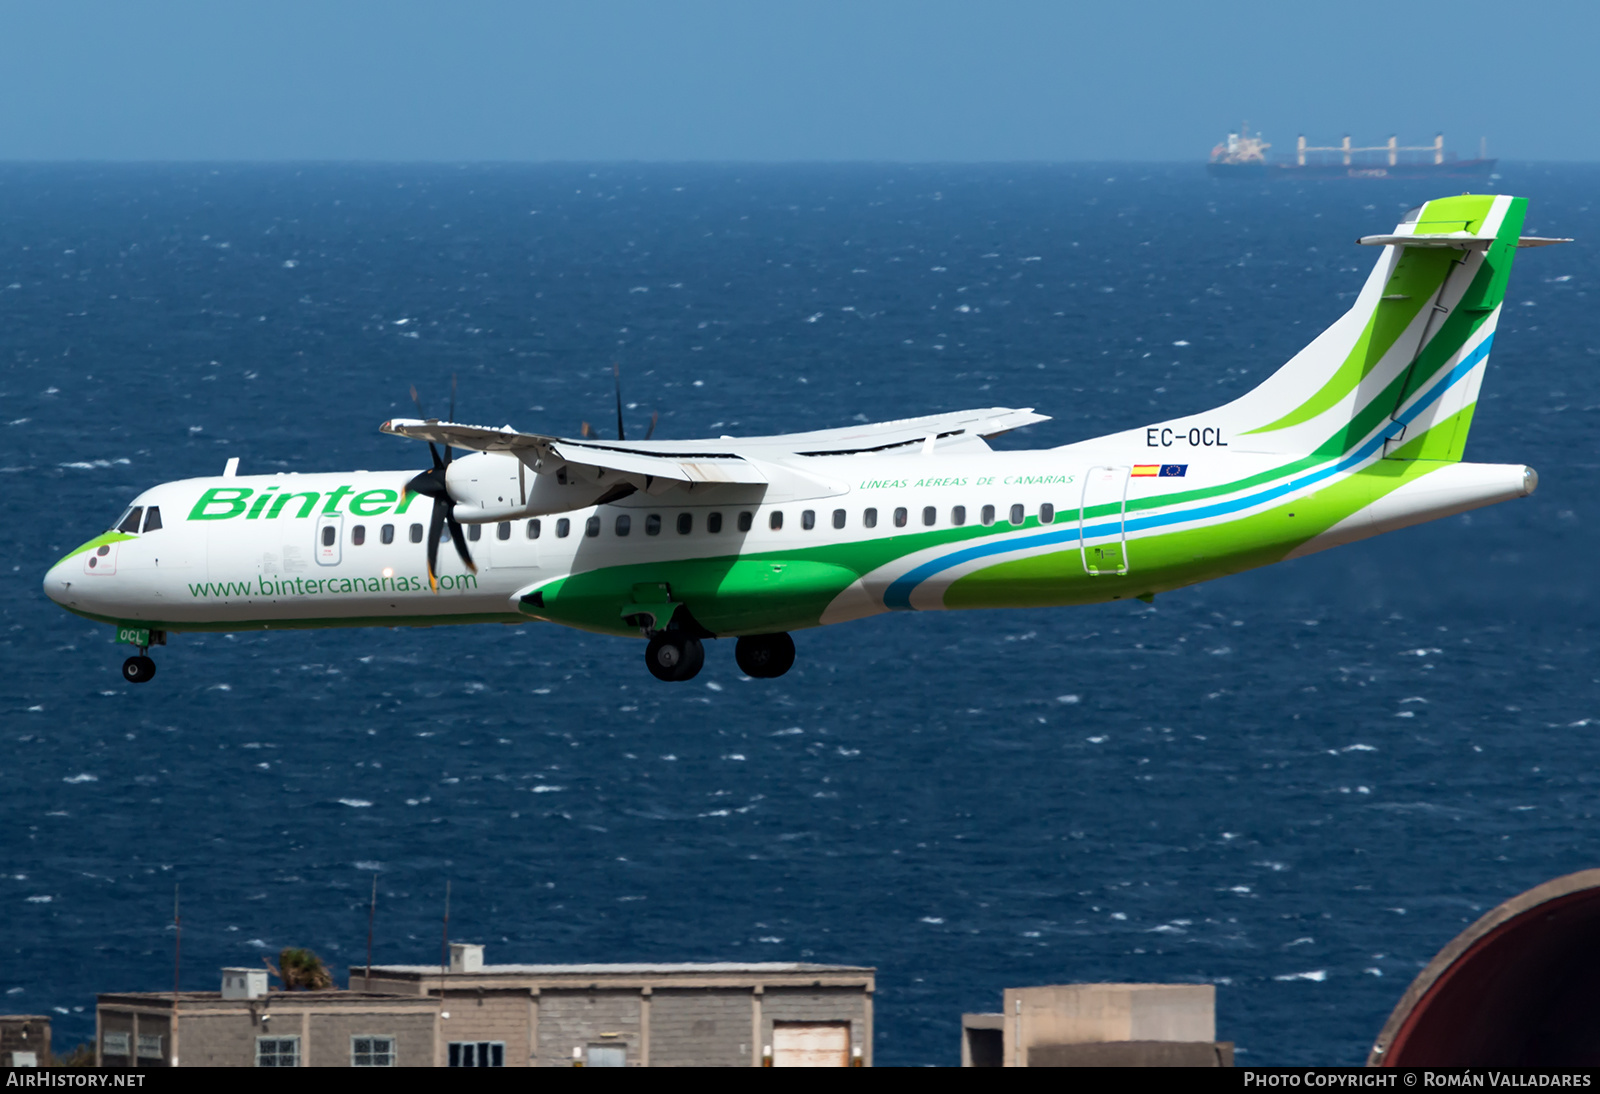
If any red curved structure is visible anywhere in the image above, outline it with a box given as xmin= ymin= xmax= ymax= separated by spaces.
xmin=1370 ymin=869 xmax=1600 ymax=1066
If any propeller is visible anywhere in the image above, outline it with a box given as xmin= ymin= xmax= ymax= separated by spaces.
xmin=580 ymin=364 xmax=657 ymax=441
xmin=401 ymin=377 xmax=477 ymax=592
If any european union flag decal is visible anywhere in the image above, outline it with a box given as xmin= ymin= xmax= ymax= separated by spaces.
xmin=1159 ymin=464 xmax=1187 ymax=477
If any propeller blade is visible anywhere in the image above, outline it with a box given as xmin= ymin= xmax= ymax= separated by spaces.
xmin=444 ymin=512 xmax=478 ymax=574
xmin=445 ymin=373 xmax=458 ymax=463
xmin=425 ymin=499 xmax=446 ymax=592
xmin=614 ymin=363 xmax=626 ymax=442
xmin=644 ymin=411 xmax=658 ymax=441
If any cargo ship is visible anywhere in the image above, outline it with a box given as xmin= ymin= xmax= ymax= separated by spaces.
xmin=1207 ymin=125 xmax=1496 ymax=180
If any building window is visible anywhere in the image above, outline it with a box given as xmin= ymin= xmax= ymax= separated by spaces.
xmin=981 ymin=505 xmax=995 ymax=526
xmin=951 ymin=505 xmax=966 ymax=526
xmin=1040 ymin=503 xmax=1055 ymax=524
xmin=615 ymin=514 xmax=631 ymax=536
xmin=101 ymin=1032 xmax=130 ymax=1058
xmin=448 ymin=1041 xmax=505 ymax=1067
xmin=497 ymin=521 xmax=511 ymax=540
xmin=381 ymin=523 xmax=395 ymax=544
xmin=468 ymin=523 xmax=482 ymax=542
xmin=737 ymin=511 xmax=753 ymax=532
xmin=770 ymin=511 xmax=783 ymax=531
xmin=863 ymin=508 xmax=877 ymax=529
xmin=351 ymin=524 xmax=366 ymax=546
xmin=352 ymin=1035 xmax=396 ymax=1067
xmin=922 ymin=506 xmax=936 ymax=527
xmin=893 ymin=507 xmax=908 ymax=528
xmin=801 ymin=509 xmax=815 ymax=530
xmin=527 ymin=519 xmax=541 ymax=539
xmin=410 ymin=523 xmax=424 ymax=543
xmin=645 ymin=514 xmax=662 ymax=536
xmin=1009 ymin=503 xmax=1025 ymax=525
xmin=137 ymin=1034 xmax=164 ymax=1060
xmin=141 ymin=507 xmax=162 ymax=533
xmin=707 ymin=512 xmax=723 ymax=533
xmin=556 ymin=518 xmax=571 ymax=538
xmin=585 ymin=516 xmax=601 ymax=538
xmin=257 ymin=1037 xmax=300 ymax=1067
xmin=587 ymin=1044 xmax=627 ymax=1067
xmin=677 ymin=512 xmax=693 ymax=535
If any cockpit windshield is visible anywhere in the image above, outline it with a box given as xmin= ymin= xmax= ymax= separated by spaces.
xmin=114 ymin=506 xmax=144 ymax=534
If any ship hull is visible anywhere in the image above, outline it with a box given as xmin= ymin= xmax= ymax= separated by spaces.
xmin=1208 ymin=159 xmax=1497 ymax=180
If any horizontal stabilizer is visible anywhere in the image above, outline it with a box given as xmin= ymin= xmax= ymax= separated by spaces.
xmin=1359 ymin=233 xmax=1571 ymax=249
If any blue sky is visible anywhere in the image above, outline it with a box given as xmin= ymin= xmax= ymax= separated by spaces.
xmin=0 ymin=0 xmax=1594 ymax=161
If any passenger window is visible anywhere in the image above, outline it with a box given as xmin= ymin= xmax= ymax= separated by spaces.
xmin=832 ymin=509 xmax=846 ymax=529
xmin=951 ymin=505 xmax=966 ymax=526
xmin=411 ymin=523 xmax=424 ymax=543
xmin=142 ymin=507 xmax=163 ymax=533
xmin=645 ymin=514 xmax=661 ymax=536
xmin=497 ymin=521 xmax=511 ymax=540
xmin=321 ymin=526 xmax=336 ymax=547
xmin=707 ymin=512 xmax=723 ymax=533
xmin=381 ymin=523 xmax=394 ymax=544
xmin=1040 ymin=503 xmax=1055 ymax=524
xmin=922 ymin=506 xmax=936 ymax=527
xmin=556 ymin=518 xmax=571 ymax=538
xmin=440 ymin=524 xmax=451 ymax=543
xmin=893 ymin=507 xmax=908 ymax=528
xmin=677 ymin=513 xmax=693 ymax=534
xmin=468 ymin=524 xmax=482 ymax=542
xmin=801 ymin=509 xmax=815 ymax=530
xmin=863 ymin=508 xmax=877 ymax=529
xmin=351 ymin=524 xmax=366 ymax=546
xmin=585 ymin=516 xmax=600 ymax=538
xmin=1009 ymin=504 xmax=1025 ymax=525
xmin=981 ymin=505 xmax=995 ymax=526
xmin=117 ymin=507 xmax=144 ymax=534
xmin=615 ymin=514 xmax=631 ymax=536
xmin=770 ymin=511 xmax=783 ymax=531
xmin=737 ymin=511 xmax=753 ymax=532
xmin=527 ymin=519 xmax=541 ymax=539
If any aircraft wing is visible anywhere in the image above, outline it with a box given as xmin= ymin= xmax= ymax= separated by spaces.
xmin=380 ymin=405 xmax=1046 ymax=482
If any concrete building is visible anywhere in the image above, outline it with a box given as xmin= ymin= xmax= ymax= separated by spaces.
xmin=94 ymin=946 xmax=874 ymax=1067
xmin=1 ymin=1016 xmax=50 ymax=1067
xmin=961 ymin=983 xmax=1232 ymax=1067
xmin=356 ymin=944 xmax=874 ymax=1066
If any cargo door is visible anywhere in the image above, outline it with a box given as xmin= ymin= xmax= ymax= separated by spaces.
xmin=315 ymin=512 xmax=343 ymax=566
xmin=771 ymin=1022 xmax=851 ymax=1067
xmin=1080 ymin=465 xmax=1130 ymax=575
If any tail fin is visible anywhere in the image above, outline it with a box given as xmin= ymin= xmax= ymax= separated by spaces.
xmin=1115 ymin=195 xmax=1553 ymax=463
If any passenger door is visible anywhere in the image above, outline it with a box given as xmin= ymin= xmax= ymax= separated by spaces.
xmin=1079 ymin=466 xmax=1130 ymax=575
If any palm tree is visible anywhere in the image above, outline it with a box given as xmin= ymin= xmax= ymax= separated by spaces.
xmin=262 ymin=947 xmax=334 ymax=991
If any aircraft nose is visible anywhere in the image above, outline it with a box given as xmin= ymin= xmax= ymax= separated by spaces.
xmin=42 ymin=558 xmax=74 ymax=606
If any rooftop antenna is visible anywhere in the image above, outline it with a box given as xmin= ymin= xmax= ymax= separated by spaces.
xmin=364 ymin=874 xmax=377 ymax=992
xmin=173 ymin=882 xmax=181 ymax=1003
xmin=438 ymin=880 xmax=451 ymax=1000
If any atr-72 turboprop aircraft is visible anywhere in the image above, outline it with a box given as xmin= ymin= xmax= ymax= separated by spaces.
xmin=44 ymin=195 xmax=1565 ymax=684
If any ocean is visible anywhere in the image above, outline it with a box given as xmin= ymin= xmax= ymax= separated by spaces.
xmin=2 ymin=162 xmax=1596 ymax=1065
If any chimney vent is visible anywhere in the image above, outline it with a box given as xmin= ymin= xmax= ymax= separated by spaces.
xmin=222 ymin=968 xmax=268 ymax=1000
xmin=448 ymin=943 xmax=484 ymax=973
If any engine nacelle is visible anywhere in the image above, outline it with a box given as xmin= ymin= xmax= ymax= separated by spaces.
xmin=444 ymin=451 xmax=616 ymax=522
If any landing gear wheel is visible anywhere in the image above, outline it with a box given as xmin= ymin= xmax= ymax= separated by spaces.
xmin=122 ymin=655 xmax=157 ymax=684
xmin=735 ymin=633 xmax=795 ymax=678
xmin=645 ymin=633 xmax=705 ymax=682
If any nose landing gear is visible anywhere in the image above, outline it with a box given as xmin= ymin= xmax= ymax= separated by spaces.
xmin=122 ymin=653 xmax=157 ymax=683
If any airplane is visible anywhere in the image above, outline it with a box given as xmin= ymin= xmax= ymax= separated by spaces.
xmin=42 ymin=193 xmax=1566 ymax=685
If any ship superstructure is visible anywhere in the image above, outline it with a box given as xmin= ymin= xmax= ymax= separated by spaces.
xmin=1208 ymin=126 xmax=1495 ymax=180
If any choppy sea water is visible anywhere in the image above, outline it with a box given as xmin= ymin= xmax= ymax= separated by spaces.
xmin=1 ymin=163 xmax=1597 ymax=1065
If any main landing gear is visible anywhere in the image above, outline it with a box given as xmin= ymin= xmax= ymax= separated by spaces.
xmin=640 ymin=629 xmax=797 ymax=682
xmin=735 ymin=633 xmax=795 ymax=679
